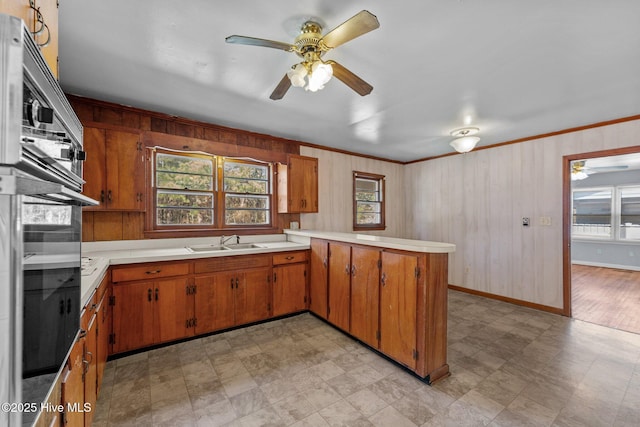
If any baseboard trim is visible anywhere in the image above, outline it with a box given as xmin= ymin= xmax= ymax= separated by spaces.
xmin=571 ymin=261 xmax=640 ymax=272
xmin=448 ymin=285 xmax=565 ymax=316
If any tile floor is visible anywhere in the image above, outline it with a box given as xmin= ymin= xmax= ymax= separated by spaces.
xmin=93 ymin=290 xmax=640 ymax=426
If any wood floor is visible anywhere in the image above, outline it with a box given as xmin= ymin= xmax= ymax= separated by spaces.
xmin=572 ymin=264 xmax=640 ymax=335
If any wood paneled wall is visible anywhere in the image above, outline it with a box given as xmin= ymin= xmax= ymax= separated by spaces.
xmin=70 ymin=96 xmax=302 ymax=241
xmin=404 ymin=119 xmax=640 ymax=310
xmin=299 ymin=146 xmax=406 ymax=238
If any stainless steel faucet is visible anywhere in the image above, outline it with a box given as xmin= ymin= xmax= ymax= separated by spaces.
xmin=220 ymin=235 xmax=240 ymax=245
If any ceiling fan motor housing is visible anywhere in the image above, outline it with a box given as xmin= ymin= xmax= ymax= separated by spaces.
xmin=295 ymin=21 xmax=325 ymax=58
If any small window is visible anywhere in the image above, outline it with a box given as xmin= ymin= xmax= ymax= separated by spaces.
xmin=223 ymin=160 xmax=271 ymax=226
xmin=353 ymin=171 xmax=385 ymax=231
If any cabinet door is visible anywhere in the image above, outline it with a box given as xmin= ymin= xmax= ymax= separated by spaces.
xmin=95 ymin=291 xmax=109 ymax=394
xmin=154 ymin=277 xmax=191 ymax=344
xmin=302 ymin=157 xmax=318 ymax=212
xmin=194 ymin=274 xmax=218 ymax=334
xmin=212 ymin=271 xmax=237 ymax=330
xmin=236 ymin=267 xmax=271 ymax=325
xmin=61 ymin=336 xmax=85 ymax=427
xmin=111 ymin=282 xmax=154 ymax=353
xmin=105 ymin=130 xmax=145 ymax=210
xmin=288 ymin=156 xmax=305 ymax=212
xmin=380 ymin=252 xmax=418 ymax=369
xmin=82 ymin=127 xmax=106 ymax=208
xmin=273 ymin=263 xmax=307 ymax=316
xmin=84 ymin=312 xmax=97 ymax=427
xmin=309 ymin=239 xmax=328 ymax=318
xmin=350 ymin=246 xmax=380 ymax=348
xmin=328 ymin=242 xmax=351 ymax=332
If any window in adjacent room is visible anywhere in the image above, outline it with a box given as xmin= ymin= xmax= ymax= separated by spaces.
xmin=353 ymin=171 xmax=385 ymax=231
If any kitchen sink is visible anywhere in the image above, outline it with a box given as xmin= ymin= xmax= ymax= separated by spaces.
xmin=186 ymin=243 xmax=265 ymax=252
xmin=186 ymin=245 xmax=230 ymax=253
xmin=222 ymin=243 xmax=264 ymax=250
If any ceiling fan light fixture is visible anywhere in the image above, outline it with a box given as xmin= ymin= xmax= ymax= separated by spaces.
xmin=287 ymin=63 xmax=307 ymax=87
xmin=306 ymin=61 xmax=333 ymax=92
xmin=571 ymin=171 xmax=589 ymax=181
xmin=449 ymin=127 xmax=480 ymax=153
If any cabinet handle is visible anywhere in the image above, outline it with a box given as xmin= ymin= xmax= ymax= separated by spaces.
xmin=67 ymin=298 xmax=72 ymax=314
xmin=230 ymin=278 xmax=234 ymax=289
xmin=235 ymin=278 xmax=239 ymax=289
xmin=107 ymin=190 xmax=112 ymax=201
xmin=381 ymin=273 xmax=386 ymax=286
xmin=59 ymin=299 xmax=64 ymax=315
xmin=323 ymin=257 xmax=327 ymax=268
xmin=155 ymin=288 xmax=159 ymax=301
xmin=345 ymin=264 xmax=350 ymax=275
xmin=100 ymin=190 xmax=105 ymax=203
xmin=146 ymin=270 xmax=161 ymax=275
xmin=148 ymin=289 xmax=152 ymax=301
xmin=285 ymin=256 xmax=294 ymax=260
xmin=351 ymin=264 xmax=356 ymax=277
xmin=273 ymin=273 xmax=277 ymax=283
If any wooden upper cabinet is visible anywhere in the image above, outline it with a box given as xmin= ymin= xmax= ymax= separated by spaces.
xmin=82 ymin=127 xmax=146 ymax=211
xmin=277 ymin=155 xmax=318 ymax=213
xmin=1 ymin=0 xmax=59 ymax=78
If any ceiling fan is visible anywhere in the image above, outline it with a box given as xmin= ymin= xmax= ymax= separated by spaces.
xmin=225 ymin=10 xmax=380 ymax=100
xmin=571 ymin=160 xmax=629 ymax=180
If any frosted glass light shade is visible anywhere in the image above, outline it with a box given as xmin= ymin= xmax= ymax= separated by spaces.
xmin=287 ymin=64 xmax=307 ymax=87
xmin=306 ymin=61 xmax=333 ymax=92
xmin=450 ymin=136 xmax=480 ymax=153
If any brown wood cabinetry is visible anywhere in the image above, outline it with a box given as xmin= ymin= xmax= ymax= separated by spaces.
xmin=379 ymin=251 xmax=418 ymax=369
xmin=95 ymin=284 xmax=110 ymax=395
xmin=194 ymin=255 xmax=272 ymax=333
xmin=1 ymin=0 xmax=59 ymax=77
xmin=82 ymin=127 xmax=145 ymax=211
xmin=272 ymin=251 xmax=308 ymax=316
xmin=60 ymin=332 xmax=84 ymax=426
xmin=83 ymin=305 xmax=97 ymax=427
xmin=110 ymin=261 xmax=191 ymax=353
xmin=277 ymin=155 xmax=318 ymax=213
xmin=309 ymin=237 xmax=450 ymax=383
xmin=309 ymin=239 xmax=329 ymax=318
xmin=350 ymin=246 xmax=381 ymax=348
xmin=328 ymin=241 xmax=352 ymax=332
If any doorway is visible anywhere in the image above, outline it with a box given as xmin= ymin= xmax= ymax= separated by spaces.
xmin=563 ymin=147 xmax=640 ymax=334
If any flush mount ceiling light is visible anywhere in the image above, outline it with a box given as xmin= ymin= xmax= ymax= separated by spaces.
xmin=449 ymin=127 xmax=480 ymax=153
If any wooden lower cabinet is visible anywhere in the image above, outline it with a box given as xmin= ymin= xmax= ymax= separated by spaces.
xmin=95 ymin=288 xmax=110 ymax=395
xmin=61 ymin=334 xmax=85 ymax=426
xmin=111 ymin=277 xmax=190 ymax=353
xmin=379 ymin=251 xmax=418 ymax=370
xmin=194 ymin=267 xmax=271 ymax=332
xmin=310 ymin=238 xmax=450 ymax=383
xmin=350 ymin=246 xmax=381 ymax=349
xmin=272 ymin=251 xmax=309 ymax=317
xmin=83 ymin=309 xmax=97 ymax=427
xmin=327 ymin=242 xmax=351 ymax=331
xmin=309 ymin=239 xmax=328 ymax=318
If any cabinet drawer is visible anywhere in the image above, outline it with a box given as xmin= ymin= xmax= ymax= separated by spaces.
xmin=195 ymin=254 xmax=271 ymax=274
xmin=273 ymin=251 xmax=308 ymax=265
xmin=112 ymin=262 xmax=189 ymax=283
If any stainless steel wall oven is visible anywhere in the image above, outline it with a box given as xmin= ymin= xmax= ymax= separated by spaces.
xmin=1 ymin=14 xmax=97 ymax=427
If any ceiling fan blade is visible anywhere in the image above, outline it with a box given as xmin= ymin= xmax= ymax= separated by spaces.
xmin=328 ymin=61 xmax=373 ymax=96
xmin=225 ymin=35 xmax=295 ymax=52
xmin=270 ymin=74 xmax=292 ymax=100
xmin=320 ymin=10 xmax=380 ymax=49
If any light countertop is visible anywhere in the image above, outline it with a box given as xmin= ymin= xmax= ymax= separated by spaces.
xmin=80 ymin=231 xmax=455 ymax=308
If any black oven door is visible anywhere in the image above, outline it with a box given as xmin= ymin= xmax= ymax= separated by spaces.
xmin=22 ymin=194 xmax=81 ymax=378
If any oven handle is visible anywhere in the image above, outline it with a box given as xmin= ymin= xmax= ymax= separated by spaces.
xmin=0 ymin=173 xmax=99 ymax=206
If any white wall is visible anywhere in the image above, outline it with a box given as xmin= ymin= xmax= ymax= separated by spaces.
xmin=299 ymin=146 xmax=406 ymax=237
xmin=405 ymin=119 xmax=640 ymax=309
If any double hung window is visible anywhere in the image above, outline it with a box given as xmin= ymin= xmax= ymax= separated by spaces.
xmin=353 ymin=171 xmax=385 ymax=231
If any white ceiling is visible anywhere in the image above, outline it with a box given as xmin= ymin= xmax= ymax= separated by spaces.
xmin=58 ymin=1 xmax=640 ymax=162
